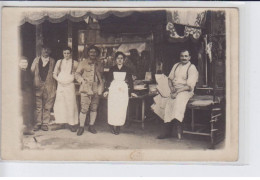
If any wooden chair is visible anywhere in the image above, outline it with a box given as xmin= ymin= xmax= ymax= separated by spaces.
xmin=183 ymin=88 xmax=225 ymax=149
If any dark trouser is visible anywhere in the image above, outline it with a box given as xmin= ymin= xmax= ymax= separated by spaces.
xmin=158 ymin=119 xmax=182 ymax=138
xmin=35 ymin=87 xmax=55 ymax=125
xmin=160 ymin=122 xmax=173 ymax=136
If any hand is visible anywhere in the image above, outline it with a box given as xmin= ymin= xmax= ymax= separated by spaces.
xmin=62 ymin=77 xmax=74 ymax=84
xmin=131 ymin=93 xmax=138 ymax=97
xmin=170 ymin=87 xmax=176 ymax=94
xmin=19 ymin=59 xmax=28 ymax=70
xmin=81 ymin=80 xmax=86 ymax=85
xmin=170 ymin=92 xmax=178 ymax=99
xmin=58 ymin=81 xmax=69 ymax=87
xmin=103 ymin=91 xmax=109 ymax=97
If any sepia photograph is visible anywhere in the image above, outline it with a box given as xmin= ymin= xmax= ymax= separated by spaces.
xmin=1 ymin=7 xmax=239 ymax=161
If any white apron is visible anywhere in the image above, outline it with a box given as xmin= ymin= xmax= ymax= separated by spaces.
xmin=54 ymin=59 xmax=78 ymax=125
xmin=152 ymin=90 xmax=193 ymax=123
xmin=151 ymin=62 xmax=198 ymax=123
xmin=108 ymin=72 xmax=129 ymax=126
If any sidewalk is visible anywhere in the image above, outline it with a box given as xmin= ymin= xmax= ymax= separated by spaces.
xmin=22 ymin=118 xmax=224 ymax=150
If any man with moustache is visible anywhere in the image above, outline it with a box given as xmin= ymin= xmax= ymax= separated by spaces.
xmin=75 ymin=45 xmax=104 ymax=136
xmin=152 ymin=49 xmax=198 ymax=140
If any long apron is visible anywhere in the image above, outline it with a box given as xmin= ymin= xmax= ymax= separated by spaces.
xmin=152 ymin=86 xmax=193 ymax=123
xmin=54 ymin=71 xmax=78 ymax=125
xmin=108 ymin=75 xmax=129 ymax=126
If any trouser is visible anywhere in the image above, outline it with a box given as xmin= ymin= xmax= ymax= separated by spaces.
xmin=79 ymin=93 xmax=100 ymax=127
xmin=159 ymin=119 xmax=182 ymax=136
xmin=35 ymin=88 xmax=55 ymax=125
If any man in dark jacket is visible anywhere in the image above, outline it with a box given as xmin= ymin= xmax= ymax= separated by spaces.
xmin=19 ymin=57 xmax=34 ymax=135
xmin=31 ymin=46 xmax=56 ymax=131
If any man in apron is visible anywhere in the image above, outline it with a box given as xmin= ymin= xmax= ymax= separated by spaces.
xmin=75 ymin=45 xmax=104 ymax=136
xmin=31 ymin=46 xmax=56 ymax=131
xmin=152 ymin=49 xmax=198 ymax=140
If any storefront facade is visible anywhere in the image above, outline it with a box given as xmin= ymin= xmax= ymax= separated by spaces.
xmin=19 ymin=8 xmax=226 ymax=90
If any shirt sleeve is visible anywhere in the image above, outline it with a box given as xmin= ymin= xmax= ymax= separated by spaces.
xmin=105 ymin=67 xmax=114 ymax=91
xmin=186 ymin=65 xmax=199 ymax=91
xmin=53 ymin=60 xmax=61 ymax=76
xmin=75 ymin=61 xmax=84 ymax=84
xmin=168 ymin=63 xmax=178 ymax=80
xmin=30 ymin=58 xmax=38 ymax=74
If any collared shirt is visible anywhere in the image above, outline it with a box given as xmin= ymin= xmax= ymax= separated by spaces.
xmin=41 ymin=56 xmax=50 ymax=67
xmin=168 ymin=61 xmax=198 ymax=91
xmin=75 ymin=58 xmax=103 ymax=84
xmin=53 ymin=59 xmax=74 ymax=76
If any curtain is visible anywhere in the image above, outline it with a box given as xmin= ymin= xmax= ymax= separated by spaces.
xmin=166 ymin=10 xmax=207 ymax=42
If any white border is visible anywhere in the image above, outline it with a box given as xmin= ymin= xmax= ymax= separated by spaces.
xmin=0 ymin=0 xmax=258 ymax=177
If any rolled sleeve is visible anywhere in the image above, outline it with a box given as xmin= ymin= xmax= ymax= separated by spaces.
xmin=53 ymin=60 xmax=61 ymax=76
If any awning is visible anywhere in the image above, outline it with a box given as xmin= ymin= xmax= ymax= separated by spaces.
xmin=20 ymin=10 xmax=139 ymax=25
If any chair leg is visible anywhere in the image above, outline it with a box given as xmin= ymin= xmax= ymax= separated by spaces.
xmin=209 ymin=112 xmax=216 ymax=149
xmin=191 ymin=109 xmax=195 ymax=131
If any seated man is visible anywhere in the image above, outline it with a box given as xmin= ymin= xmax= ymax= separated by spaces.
xmin=151 ymin=49 xmax=198 ymax=140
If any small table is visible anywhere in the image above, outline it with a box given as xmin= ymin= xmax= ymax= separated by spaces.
xmin=127 ymin=93 xmax=157 ymax=129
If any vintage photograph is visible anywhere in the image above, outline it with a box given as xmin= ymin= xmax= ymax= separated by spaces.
xmin=1 ymin=7 xmax=239 ymax=161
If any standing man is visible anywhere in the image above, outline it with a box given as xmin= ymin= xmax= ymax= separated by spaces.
xmin=75 ymin=45 xmax=104 ymax=136
xmin=152 ymin=49 xmax=198 ymax=140
xmin=31 ymin=46 xmax=56 ymax=131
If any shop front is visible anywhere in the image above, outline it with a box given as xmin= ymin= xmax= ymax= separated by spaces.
xmin=19 ymin=8 xmax=226 ymax=148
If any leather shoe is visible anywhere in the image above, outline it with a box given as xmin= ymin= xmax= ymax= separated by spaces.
xmin=88 ymin=125 xmax=97 ymax=134
xmin=41 ymin=125 xmax=49 ymax=131
xmin=157 ymin=122 xmax=172 ymax=139
xmin=110 ymin=125 xmax=115 ymax=134
xmin=70 ymin=125 xmax=78 ymax=132
xmin=33 ymin=124 xmax=41 ymax=131
xmin=115 ymin=126 xmax=120 ymax=135
xmin=77 ymin=127 xmax=84 ymax=136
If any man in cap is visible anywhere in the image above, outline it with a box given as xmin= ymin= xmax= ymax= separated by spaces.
xmin=31 ymin=46 xmax=56 ymax=131
xmin=152 ymin=49 xmax=198 ymax=140
xmin=75 ymin=45 xmax=104 ymax=136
